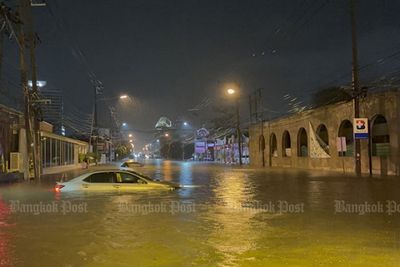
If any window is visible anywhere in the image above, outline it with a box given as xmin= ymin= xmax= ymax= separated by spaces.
xmin=85 ymin=172 xmax=115 ymax=183
xmin=116 ymin=172 xmax=146 ymax=184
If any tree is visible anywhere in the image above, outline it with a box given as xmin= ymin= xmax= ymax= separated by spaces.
xmin=311 ymin=86 xmax=352 ymax=108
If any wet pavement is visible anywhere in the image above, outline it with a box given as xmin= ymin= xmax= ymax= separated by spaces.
xmin=0 ymin=160 xmax=400 ymax=266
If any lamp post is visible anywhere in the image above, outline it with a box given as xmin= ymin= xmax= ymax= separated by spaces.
xmin=92 ymin=94 xmax=130 ymax=155
xmin=227 ymin=88 xmax=242 ymax=165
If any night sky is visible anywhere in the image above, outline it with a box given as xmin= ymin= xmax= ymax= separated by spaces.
xmin=3 ymin=0 xmax=400 ymax=147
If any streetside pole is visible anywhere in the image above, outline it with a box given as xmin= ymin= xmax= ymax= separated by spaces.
xmin=17 ymin=18 xmax=33 ymax=180
xmin=350 ymin=0 xmax=362 ymax=177
xmin=21 ymin=0 xmax=41 ymax=180
xmin=236 ymin=99 xmax=242 ymax=165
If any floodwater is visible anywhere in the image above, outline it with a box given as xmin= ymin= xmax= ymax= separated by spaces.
xmin=0 ymin=160 xmax=400 ymax=266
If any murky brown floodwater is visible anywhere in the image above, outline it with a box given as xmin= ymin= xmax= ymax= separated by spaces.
xmin=1 ymin=160 xmax=400 ymax=266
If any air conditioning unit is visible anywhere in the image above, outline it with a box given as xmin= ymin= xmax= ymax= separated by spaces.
xmin=9 ymin=152 xmax=23 ymax=172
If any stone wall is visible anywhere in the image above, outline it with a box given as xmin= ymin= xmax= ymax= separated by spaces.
xmin=249 ymin=91 xmax=400 ymax=175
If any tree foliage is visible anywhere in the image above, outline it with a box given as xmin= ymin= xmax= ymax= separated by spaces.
xmin=311 ymin=86 xmax=352 ymax=108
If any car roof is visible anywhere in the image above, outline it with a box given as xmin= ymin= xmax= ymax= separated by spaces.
xmin=68 ymin=169 xmax=153 ymax=182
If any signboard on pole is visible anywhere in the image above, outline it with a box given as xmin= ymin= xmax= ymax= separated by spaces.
xmin=354 ymin=118 xmax=369 ymax=139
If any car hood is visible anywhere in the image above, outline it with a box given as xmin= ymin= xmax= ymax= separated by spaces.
xmin=155 ymin=180 xmax=181 ymax=189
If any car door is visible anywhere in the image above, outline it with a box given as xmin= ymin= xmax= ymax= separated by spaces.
xmin=82 ymin=172 xmax=116 ymax=190
xmin=114 ymin=172 xmax=148 ymax=190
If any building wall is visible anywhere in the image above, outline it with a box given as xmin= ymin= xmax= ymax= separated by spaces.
xmin=249 ymin=91 xmax=400 ymax=175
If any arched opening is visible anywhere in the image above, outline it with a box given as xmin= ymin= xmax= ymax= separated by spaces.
xmin=282 ymin=130 xmax=291 ymax=157
xmin=371 ymin=115 xmax=390 ymax=156
xmin=270 ymin=133 xmax=278 ymax=157
xmin=338 ymin=120 xmax=353 ymax=157
xmin=316 ymin=124 xmax=330 ymax=154
xmin=297 ymin=128 xmax=308 ymax=157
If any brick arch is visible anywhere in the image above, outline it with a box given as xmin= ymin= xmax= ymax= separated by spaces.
xmin=282 ymin=130 xmax=291 ymax=157
xmin=338 ymin=119 xmax=353 ymax=157
xmin=297 ymin=127 xmax=308 ymax=157
xmin=270 ymin=133 xmax=278 ymax=157
xmin=370 ymin=114 xmax=390 ymax=156
xmin=316 ymin=123 xmax=330 ymax=154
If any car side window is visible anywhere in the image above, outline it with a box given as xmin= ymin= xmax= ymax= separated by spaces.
xmin=84 ymin=172 xmax=115 ymax=183
xmin=116 ymin=172 xmax=146 ymax=184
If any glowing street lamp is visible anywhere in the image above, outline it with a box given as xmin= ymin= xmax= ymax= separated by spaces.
xmin=165 ymin=133 xmax=169 ymax=137
xmin=183 ymin=122 xmax=188 ymax=126
xmin=226 ymin=87 xmax=242 ymax=165
xmin=129 ymin=139 xmax=133 ymax=143
xmin=122 ymin=122 xmax=127 ymax=127
xmin=227 ymin=88 xmax=236 ymax=95
xmin=119 ymin=94 xmax=128 ymax=99
xmin=128 ymin=134 xmax=133 ymax=138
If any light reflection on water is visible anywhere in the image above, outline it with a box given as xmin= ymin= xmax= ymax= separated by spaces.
xmin=0 ymin=161 xmax=399 ymax=266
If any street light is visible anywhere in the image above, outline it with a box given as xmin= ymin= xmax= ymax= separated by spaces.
xmin=226 ymin=88 xmax=242 ymax=165
xmin=129 ymin=139 xmax=133 ymax=143
xmin=119 ymin=94 xmax=128 ymax=99
xmin=227 ymin=88 xmax=235 ymax=95
xmin=183 ymin=121 xmax=188 ymax=126
xmin=128 ymin=133 xmax=133 ymax=138
xmin=122 ymin=122 xmax=127 ymax=127
xmin=165 ymin=133 xmax=169 ymax=137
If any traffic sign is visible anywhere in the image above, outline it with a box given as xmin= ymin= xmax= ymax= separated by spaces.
xmin=354 ymin=118 xmax=369 ymax=139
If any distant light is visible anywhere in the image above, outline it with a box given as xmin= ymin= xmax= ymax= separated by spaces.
xmin=28 ymin=80 xmax=47 ymax=88
xmin=122 ymin=122 xmax=127 ymax=127
xmin=183 ymin=122 xmax=188 ymax=126
xmin=120 ymin=94 xmax=128 ymax=99
xmin=156 ymin=139 xmax=160 ymax=142
xmin=227 ymin=88 xmax=235 ymax=95
xmin=129 ymin=139 xmax=133 ymax=143
xmin=128 ymin=134 xmax=133 ymax=138
xmin=165 ymin=133 xmax=169 ymax=137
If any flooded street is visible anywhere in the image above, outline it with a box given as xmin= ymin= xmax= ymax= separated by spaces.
xmin=1 ymin=161 xmax=400 ymax=266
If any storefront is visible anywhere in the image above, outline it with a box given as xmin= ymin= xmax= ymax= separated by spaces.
xmin=40 ymin=131 xmax=88 ymax=174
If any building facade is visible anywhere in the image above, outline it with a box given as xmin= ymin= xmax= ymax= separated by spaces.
xmin=39 ymin=89 xmax=64 ymax=135
xmin=249 ymin=91 xmax=400 ymax=175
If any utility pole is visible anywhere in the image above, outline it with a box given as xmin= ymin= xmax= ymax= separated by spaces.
xmin=350 ymin=0 xmax=362 ymax=177
xmin=16 ymin=18 xmax=34 ymax=179
xmin=18 ymin=0 xmax=45 ymax=180
xmin=22 ymin=0 xmax=43 ymax=180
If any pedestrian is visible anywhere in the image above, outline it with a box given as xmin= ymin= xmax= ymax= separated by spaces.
xmin=84 ymin=157 xmax=89 ymax=169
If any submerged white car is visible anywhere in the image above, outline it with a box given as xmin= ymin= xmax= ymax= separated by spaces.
xmin=55 ymin=169 xmax=180 ymax=192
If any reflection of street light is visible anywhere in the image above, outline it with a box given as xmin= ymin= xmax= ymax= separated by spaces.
xmin=226 ymin=87 xmax=242 ymax=165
